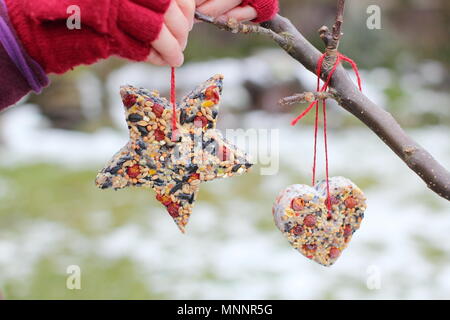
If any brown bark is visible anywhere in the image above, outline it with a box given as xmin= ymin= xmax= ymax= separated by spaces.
xmin=195 ymin=3 xmax=450 ymax=201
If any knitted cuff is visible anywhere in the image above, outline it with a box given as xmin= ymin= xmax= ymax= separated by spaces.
xmin=0 ymin=0 xmax=49 ymax=92
xmin=4 ymin=0 xmax=170 ymax=74
xmin=133 ymin=0 xmax=171 ymax=14
xmin=118 ymin=0 xmax=166 ymax=43
xmin=27 ymin=0 xmax=112 ymax=33
xmin=242 ymin=0 xmax=279 ymax=23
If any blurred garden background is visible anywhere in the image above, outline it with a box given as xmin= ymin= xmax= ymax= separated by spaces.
xmin=0 ymin=0 xmax=449 ymax=299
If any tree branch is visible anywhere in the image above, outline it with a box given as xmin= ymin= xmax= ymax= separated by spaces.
xmin=195 ymin=11 xmax=285 ymax=42
xmin=279 ymin=91 xmax=334 ymax=106
xmin=194 ymin=8 xmax=450 ymax=201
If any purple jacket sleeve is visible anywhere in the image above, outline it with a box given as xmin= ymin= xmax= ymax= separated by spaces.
xmin=0 ymin=0 xmax=49 ymax=112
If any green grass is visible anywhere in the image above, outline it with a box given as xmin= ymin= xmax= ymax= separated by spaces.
xmin=0 ymin=162 xmax=276 ymax=299
xmin=0 ymin=164 xmax=151 ymax=232
xmin=3 ymin=257 xmax=162 ymax=300
xmin=0 ymin=161 xmax=448 ymax=299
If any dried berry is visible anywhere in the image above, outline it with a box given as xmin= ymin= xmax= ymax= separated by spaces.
xmin=303 ymin=214 xmax=316 ymax=227
xmin=194 ymin=116 xmax=208 ymax=128
xmin=156 ymin=194 xmax=172 ymax=206
xmin=152 ymin=103 xmax=164 ymax=118
xmin=292 ymin=225 xmax=303 ymax=236
xmin=205 ymin=86 xmax=220 ymax=104
xmin=218 ymin=145 xmax=229 ymax=161
xmin=154 ymin=129 xmax=165 ymax=141
xmin=188 ymin=173 xmax=200 ymax=183
xmin=343 ymin=224 xmax=352 ymax=237
xmin=326 ymin=195 xmax=340 ymax=206
xmin=329 ymin=247 xmax=341 ymax=259
xmin=123 ymin=94 xmax=136 ymax=108
xmin=344 ymin=196 xmax=357 ymax=209
xmin=303 ymin=243 xmax=317 ymax=252
xmin=167 ymin=203 xmax=180 ymax=218
xmin=126 ymin=164 xmax=140 ymax=178
xmin=291 ymin=198 xmax=305 ymax=211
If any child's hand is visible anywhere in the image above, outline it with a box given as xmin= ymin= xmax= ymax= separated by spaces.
xmin=4 ymin=0 xmax=190 ymax=73
xmin=195 ymin=0 xmax=279 ymax=23
xmin=196 ymin=0 xmax=257 ymax=22
xmin=148 ymin=0 xmax=196 ymax=67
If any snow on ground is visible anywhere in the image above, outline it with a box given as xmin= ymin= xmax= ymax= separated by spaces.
xmin=1 ymin=105 xmax=448 ymax=299
xmin=0 ymin=53 xmax=449 ymax=299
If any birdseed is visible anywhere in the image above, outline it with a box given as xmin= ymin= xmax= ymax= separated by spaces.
xmin=272 ymin=176 xmax=366 ymax=266
xmin=96 ymin=75 xmax=253 ymax=232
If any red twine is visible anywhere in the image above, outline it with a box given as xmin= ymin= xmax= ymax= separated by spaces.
xmin=170 ymin=67 xmax=178 ymax=141
xmin=291 ymin=52 xmax=362 ymax=212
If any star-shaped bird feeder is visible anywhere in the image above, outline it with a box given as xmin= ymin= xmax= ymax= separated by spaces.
xmin=96 ymin=75 xmax=253 ymax=232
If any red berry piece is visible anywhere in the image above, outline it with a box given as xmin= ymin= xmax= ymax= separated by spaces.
xmin=205 ymin=86 xmax=220 ymax=104
xmin=291 ymin=198 xmax=305 ymax=211
xmin=326 ymin=195 xmax=339 ymax=206
xmin=123 ymin=94 xmax=136 ymax=108
xmin=343 ymin=224 xmax=353 ymax=237
xmin=344 ymin=196 xmax=357 ymax=209
xmin=156 ymin=194 xmax=172 ymax=206
xmin=303 ymin=214 xmax=316 ymax=227
xmin=188 ymin=173 xmax=200 ymax=182
xmin=167 ymin=203 xmax=180 ymax=218
xmin=292 ymin=225 xmax=303 ymax=236
xmin=329 ymin=247 xmax=341 ymax=259
xmin=302 ymin=243 xmax=317 ymax=252
xmin=218 ymin=145 xmax=229 ymax=161
xmin=152 ymin=103 xmax=164 ymax=118
xmin=194 ymin=116 xmax=209 ymax=128
xmin=154 ymin=129 xmax=165 ymax=141
xmin=126 ymin=164 xmax=140 ymax=178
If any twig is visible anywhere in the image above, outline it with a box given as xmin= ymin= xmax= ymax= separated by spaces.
xmin=195 ymin=11 xmax=284 ymax=42
xmin=332 ymin=0 xmax=345 ymax=48
xmin=196 ymin=8 xmax=450 ymax=200
xmin=279 ymin=92 xmax=333 ymax=106
xmin=318 ymin=0 xmax=344 ymax=53
xmin=318 ymin=0 xmax=346 ymax=74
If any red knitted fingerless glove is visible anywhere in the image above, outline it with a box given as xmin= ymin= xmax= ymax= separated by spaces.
xmin=4 ymin=0 xmax=171 ymax=74
xmin=242 ymin=0 xmax=279 ymax=23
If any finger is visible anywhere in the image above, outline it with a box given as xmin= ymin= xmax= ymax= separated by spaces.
xmin=219 ymin=5 xmax=257 ymax=22
xmin=151 ymin=24 xmax=184 ymax=67
xmin=132 ymin=0 xmax=172 ymax=13
xmin=197 ymin=0 xmax=242 ymax=18
xmin=148 ymin=50 xmax=168 ymax=66
xmin=176 ymin=0 xmax=195 ymax=30
xmin=195 ymin=0 xmax=208 ymax=5
xmin=165 ymin=1 xmax=190 ymax=49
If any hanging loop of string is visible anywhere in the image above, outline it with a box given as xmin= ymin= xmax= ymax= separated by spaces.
xmin=291 ymin=52 xmax=362 ymax=213
xmin=170 ymin=67 xmax=178 ymax=141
